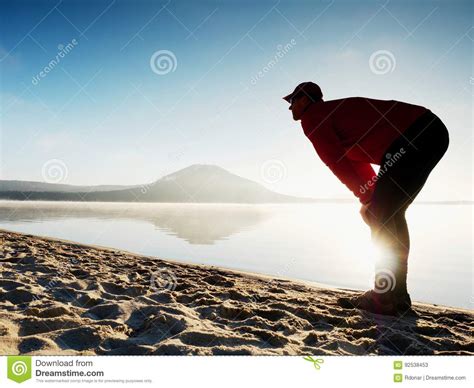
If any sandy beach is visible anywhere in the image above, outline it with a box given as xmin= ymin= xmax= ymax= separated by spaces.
xmin=0 ymin=229 xmax=472 ymax=356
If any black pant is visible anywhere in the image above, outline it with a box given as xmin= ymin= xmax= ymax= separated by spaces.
xmin=369 ymin=110 xmax=450 ymax=220
xmin=367 ymin=110 xmax=449 ymax=295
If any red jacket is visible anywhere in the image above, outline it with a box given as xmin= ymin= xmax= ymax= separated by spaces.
xmin=300 ymin=97 xmax=428 ymax=204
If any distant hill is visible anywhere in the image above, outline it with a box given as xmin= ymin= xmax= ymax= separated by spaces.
xmin=0 ymin=164 xmax=315 ymax=204
xmin=0 ymin=180 xmax=136 ymax=193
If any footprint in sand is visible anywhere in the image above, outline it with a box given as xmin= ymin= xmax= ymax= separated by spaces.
xmin=84 ymin=303 xmax=125 ymax=320
xmin=254 ymin=308 xmax=288 ymax=322
xmin=100 ymin=282 xmax=147 ymax=298
xmin=130 ymin=313 xmax=188 ymax=345
xmin=56 ymin=327 xmax=102 ymax=351
xmin=0 ymin=279 xmax=24 ymax=291
xmin=19 ymin=337 xmax=57 ymax=353
xmin=218 ymin=303 xmax=253 ymax=320
xmin=152 ymin=344 xmax=184 ymax=355
xmin=203 ymin=275 xmax=234 ymax=287
xmin=0 ymin=288 xmax=35 ymax=305
xmin=26 ymin=305 xmax=76 ymax=319
xmin=19 ymin=317 xmax=80 ymax=336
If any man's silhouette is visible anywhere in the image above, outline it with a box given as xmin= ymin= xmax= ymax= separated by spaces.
xmin=284 ymin=82 xmax=449 ymax=316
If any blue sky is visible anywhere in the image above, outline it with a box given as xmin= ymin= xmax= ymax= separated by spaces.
xmin=0 ymin=0 xmax=472 ymax=200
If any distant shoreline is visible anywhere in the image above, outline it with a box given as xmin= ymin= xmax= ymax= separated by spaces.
xmin=0 ymin=198 xmax=472 ymax=205
xmin=2 ymin=165 xmax=471 ymax=205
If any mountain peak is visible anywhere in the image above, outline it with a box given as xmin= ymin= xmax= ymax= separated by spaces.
xmin=160 ymin=164 xmax=231 ymax=182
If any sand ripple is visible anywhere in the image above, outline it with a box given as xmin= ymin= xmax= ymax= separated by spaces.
xmin=0 ymin=230 xmax=473 ymax=355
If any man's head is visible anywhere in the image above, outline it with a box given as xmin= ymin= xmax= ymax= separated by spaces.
xmin=283 ymin=82 xmax=323 ymax=121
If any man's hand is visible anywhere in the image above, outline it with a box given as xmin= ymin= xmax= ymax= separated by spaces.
xmin=360 ymin=201 xmax=373 ymax=227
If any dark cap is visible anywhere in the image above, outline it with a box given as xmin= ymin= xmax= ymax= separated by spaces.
xmin=283 ymin=82 xmax=323 ymax=103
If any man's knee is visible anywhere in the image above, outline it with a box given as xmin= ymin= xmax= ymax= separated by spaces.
xmin=369 ymin=206 xmax=406 ymax=239
xmin=368 ymin=198 xmax=409 ymax=226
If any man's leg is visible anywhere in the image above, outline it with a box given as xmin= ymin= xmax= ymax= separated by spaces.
xmin=394 ymin=211 xmax=410 ymax=293
xmin=370 ymin=207 xmax=410 ymax=297
xmin=369 ymin=115 xmax=449 ymax=301
xmin=337 ymin=202 xmax=412 ymax=314
xmin=339 ymin=111 xmax=449 ymax=314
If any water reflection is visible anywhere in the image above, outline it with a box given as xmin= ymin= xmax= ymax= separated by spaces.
xmin=0 ymin=201 xmax=273 ymax=245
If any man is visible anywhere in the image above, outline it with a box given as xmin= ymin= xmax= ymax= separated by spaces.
xmin=284 ymin=82 xmax=449 ymax=316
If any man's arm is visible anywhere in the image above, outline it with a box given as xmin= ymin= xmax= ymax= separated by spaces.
xmin=305 ymin=118 xmax=377 ymax=204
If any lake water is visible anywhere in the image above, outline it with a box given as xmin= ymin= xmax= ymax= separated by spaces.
xmin=0 ymin=200 xmax=471 ymax=309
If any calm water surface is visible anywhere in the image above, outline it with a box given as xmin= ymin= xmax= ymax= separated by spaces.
xmin=0 ymin=201 xmax=471 ymax=309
